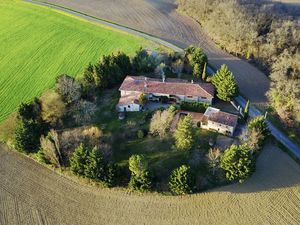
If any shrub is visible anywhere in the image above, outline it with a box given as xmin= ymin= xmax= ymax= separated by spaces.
xmin=169 ymin=165 xmax=194 ymax=195
xmin=137 ymin=130 xmax=144 ymax=139
xmin=220 ymin=144 xmax=255 ymax=183
xmin=139 ymin=93 xmax=147 ymax=105
xmin=180 ymin=101 xmax=208 ymax=113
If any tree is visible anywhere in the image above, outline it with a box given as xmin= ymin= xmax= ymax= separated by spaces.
xmin=128 ymin=154 xmax=151 ymax=191
xmin=80 ymin=63 xmax=98 ymax=98
xmin=173 ymin=115 xmax=194 ymax=151
xmin=113 ymin=51 xmax=132 ymax=76
xmin=132 ymin=48 xmax=156 ymax=73
xmin=207 ymin=148 xmax=221 ymax=175
xmin=40 ymin=90 xmax=66 ymax=127
xmin=202 ymin=62 xmax=207 ymax=81
xmin=193 ymin=63 xmax=201 ymax=79
xmin=244 ymin=100 xmax=250 ymax=119
xmin=129 ymin=154 xmax=148 ymax=177
xmin=14 ymin=119 xmax=42 ymax=153
xmin=211 ymin=64 xmax=238 ymax=101
xmin=17 ymin=99 xmax=42 ymax=122
xmin=84 ymin=147 xmax=106 ymax=181
xmin=150 ymin=109 xmax=174 ymax=138
xmin=169 ymin=165 xmax=194 ymax=195
xmin=40 ymin=129 xmax=63 ymax=167
xmin=247 ymin=116 xmax=269 ymax=139
xmin=70 ymin=143 xmax=90 ymax=176
xmin=185 ymin=46 xmax=207 ymax=74
xmin=55 ymin=74 xmax=81 ymax=104
xmin=220 ymin=144 xmax=255 ymax=183
xmin=139 ymin=93 xmax=147 ymax=105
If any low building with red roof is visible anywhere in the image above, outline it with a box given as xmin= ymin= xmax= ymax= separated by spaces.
xmin=118 ymin=76 xmax=215 ymax=110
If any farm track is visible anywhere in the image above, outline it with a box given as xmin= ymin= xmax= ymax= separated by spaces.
xmin=1 ymin=144 xmax=300 ymax=225
xmin=44 ymin=0 xmax=270 ymax=104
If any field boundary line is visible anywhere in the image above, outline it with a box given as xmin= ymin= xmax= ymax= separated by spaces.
xmin=24 ymin=0 xmax=183 ymax=53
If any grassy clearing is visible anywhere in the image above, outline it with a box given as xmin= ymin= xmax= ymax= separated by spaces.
xmin=0 ymin=0 xmax=154 ymax=123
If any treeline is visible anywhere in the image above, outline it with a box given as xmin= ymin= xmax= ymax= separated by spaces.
xmin=178 ymin=0 xmax=300 ymax=128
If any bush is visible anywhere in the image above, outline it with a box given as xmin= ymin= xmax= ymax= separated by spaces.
xmin=169 ymin=165 xmax=194 ymax=195
xmin=137 ymin=130 xmax=144 ymax=139
xmin=220 ymin=144 xmax=255 ymax=183
xmin=180 ymin=101 xmax=208 ymax=113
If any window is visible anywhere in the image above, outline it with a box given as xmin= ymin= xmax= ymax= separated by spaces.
xmin=187 ymin=96 xmax=193 ymax=98
xmin=128 ymin=105 xmax=131 ymax=108
xmin=201 ymin=97 xmax=207 ymax=99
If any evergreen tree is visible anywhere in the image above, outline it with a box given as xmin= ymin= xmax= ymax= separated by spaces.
xmin=202 ymin=62 xmax=207 ymax=81
xmin=128 ymin=154 xmax=152 ymax=191
xmin=212 ymin=64 xmax=238 ymax=101
xmin=174 ymin=115 xmax=194 ymax=151
xmin=193 ymin=63 xmax=201 ymax=79
xmin=14 ymin=119 xmax=42 ymax=153
xmin=80 ymin=63 xmax=98 ymax=98
xmin=70 ymin=143 xmax=89 ymax=176
xmin=220 ymin=144 xmax=255 ymax=183
xmin=247 ymin=116 xmax=270 ymax=139
xmin=169 ymin=165 xmax=194 ymax=195
xmin=244 ymin=100 xmax=250 ymax=119
xmin=84 ymin=147 xmax=106 ymax=181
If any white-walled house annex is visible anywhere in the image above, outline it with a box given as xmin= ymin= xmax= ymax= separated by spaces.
xmin=117 ymin=76 xmax=215 ymax=112
xmin=201 ymin=107 xmax=238 ymax=136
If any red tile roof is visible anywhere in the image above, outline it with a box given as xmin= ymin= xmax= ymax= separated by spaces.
xmin=204 ymin=107 xmax=238 ymax=127
xmin=117 ymin=94 xmax=140 ymax=106
xmin=119 ymin=76 xmax=215 ymax=98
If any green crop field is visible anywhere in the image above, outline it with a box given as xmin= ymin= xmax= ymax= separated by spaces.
xmin=0 ymin=0 xmax=153 ymax=122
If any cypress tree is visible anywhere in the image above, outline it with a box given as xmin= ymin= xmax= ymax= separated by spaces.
xmin=244 ymin=100 xmax=250 ymax=119
xmin=211 ymin=64 xmax=238 ymax=101
xmin=202 ymin=62 xmax=207 ymax=81
xmin=173 ymin=115 xmax=194 ymax=151
xmin=193 ymin=63 xmax=201 ymax=79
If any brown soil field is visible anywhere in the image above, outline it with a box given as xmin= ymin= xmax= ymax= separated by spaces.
xmin=44 ymin=0 xmax=270 ymax=104
xmin=1 ymin=143 xmax=300 ymax=225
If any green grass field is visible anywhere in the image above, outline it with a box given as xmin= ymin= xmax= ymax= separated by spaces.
xmin=0 ymin=0 xmax=153 ymax=122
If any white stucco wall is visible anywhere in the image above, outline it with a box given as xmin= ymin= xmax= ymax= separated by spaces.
xmin=117 ymin=103 xmax=141 ymax=112
xmin=202 ymin=121 xmax=235 ymax=136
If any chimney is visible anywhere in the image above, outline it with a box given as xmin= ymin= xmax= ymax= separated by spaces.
xmin=191 ymin=80 xmax=194 ymax=84
xmin=162 ymin=77 xmax=165 ymax=83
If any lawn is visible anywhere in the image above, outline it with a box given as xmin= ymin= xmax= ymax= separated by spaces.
xmin=0 ymin=0 xmax=154 ymax=122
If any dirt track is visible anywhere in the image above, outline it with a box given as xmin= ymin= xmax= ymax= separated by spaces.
xmin=1 ymin=143 xmax=300 ymax=225
xmin=45 ymin=0 xmax=270 ymax=103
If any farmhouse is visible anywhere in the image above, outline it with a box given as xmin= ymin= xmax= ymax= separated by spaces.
xmin=201 ymin=107 xmax=238 ymax=136
xmin=117 ymin=76 xmax=215 ymax=112
xmin=172 ymin=108 xmax=238 ymax=136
